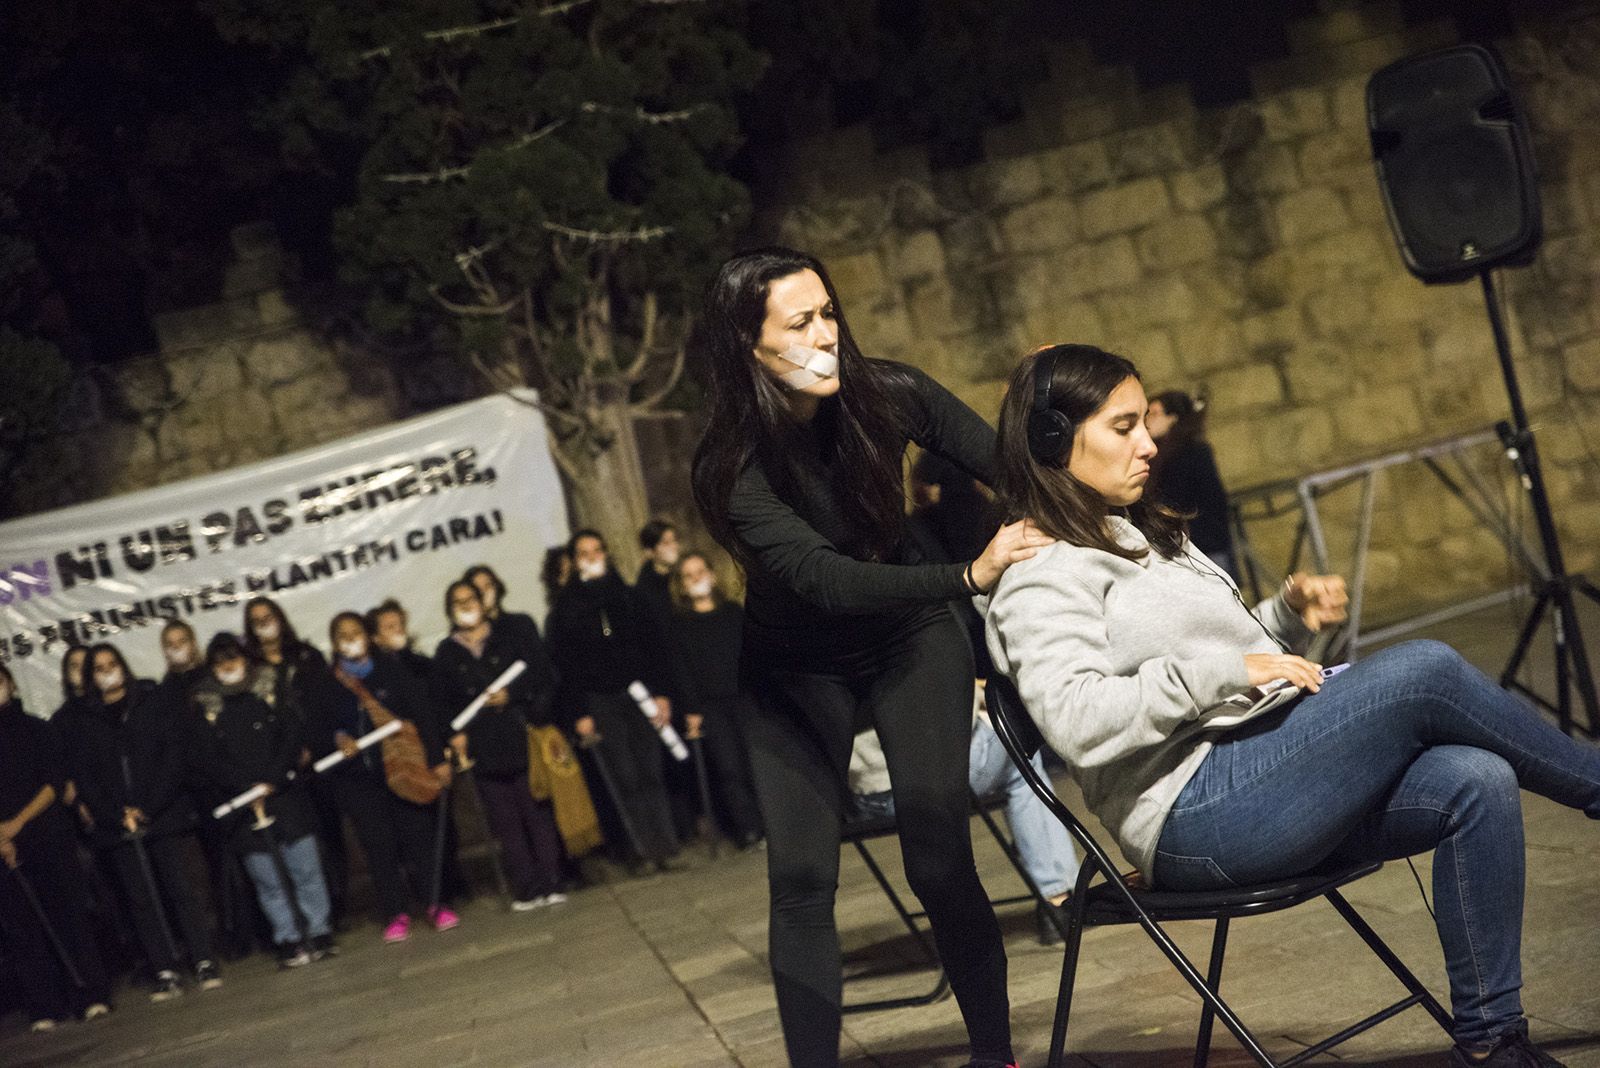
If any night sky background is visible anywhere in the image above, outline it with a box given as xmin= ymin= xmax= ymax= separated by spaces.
xmin=0 ymin=1 xmax=1556 ymax=370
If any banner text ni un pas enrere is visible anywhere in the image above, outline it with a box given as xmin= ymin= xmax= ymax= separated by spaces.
xmin=0 ymin=389 xmax=569 ymax=716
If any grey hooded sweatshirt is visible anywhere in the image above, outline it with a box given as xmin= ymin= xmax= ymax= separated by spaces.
xmin=983 ymin=516 xmax=1311 ymax=876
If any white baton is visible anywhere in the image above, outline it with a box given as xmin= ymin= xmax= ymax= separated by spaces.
xmin=312 ymin=719 xmax=403 ymax=773
xmin=451 ymin=660 xmax=528 ymax=732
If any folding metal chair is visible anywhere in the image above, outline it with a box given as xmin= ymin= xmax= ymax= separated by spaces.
xmin=839 ymin=789 xmax=1067 ymax=1014
xmin=984 ymin=674 xmax=1453 ymax=1067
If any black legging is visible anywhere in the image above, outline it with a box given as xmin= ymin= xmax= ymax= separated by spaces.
xmin=698 ymin=695 xmax=763 ymax=842
xmin=332 ymin=775 xmax=436 ymax=920
xmin=108 ymin=832 xmax=216 ymax=971
xmin=742 ymin=610 xmax=1010 ymax=1068
xmin=587 ymin=692 xmax=680 ymax=863
xmin=0 ymin=814 xmax=112 ymax=1021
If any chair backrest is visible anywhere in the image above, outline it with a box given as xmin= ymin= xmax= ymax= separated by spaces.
xmin=984 ymin=674 xmax=1133 ymax=884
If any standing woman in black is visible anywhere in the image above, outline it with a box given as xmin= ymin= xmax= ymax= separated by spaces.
xmin=242 ymin=596 xmax=348 ymax=926
xmin=0 ymin=662 xmax=114 ymax=1028
xmin=691 ymin=247 xmax=1050 ymax=1068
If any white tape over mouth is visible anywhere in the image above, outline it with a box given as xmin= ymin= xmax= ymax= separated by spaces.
xmin=775 ymin=344 xmax=839 ymax=390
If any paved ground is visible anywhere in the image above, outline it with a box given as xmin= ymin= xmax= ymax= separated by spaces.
xmin=3 ymin=599 xmax=1599 ymax=1067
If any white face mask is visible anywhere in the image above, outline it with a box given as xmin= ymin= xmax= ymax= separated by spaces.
xmin=775 ymin=344 xmax=839 ymax=391
xmin=379 ymin=631 xmax=409 ymax=652
xmin=686 ymin=577 xmax=715 ymax=600
xmin=338 ymin=640 xmax=368 ymax=662
xmin=454 ymin=609 xmax=483 ymax=630
xmin=165 ymin=645 xmax=196 ymax=669
xmin=252 ymin=620 xmax=281 ymax=642
xmin=577 ymin=558 xmax=606 ymax=582
xmin=216 ymin=665 xmax=247 ymax=687
xmin=96 ymin=669 xmax=125 ymax=694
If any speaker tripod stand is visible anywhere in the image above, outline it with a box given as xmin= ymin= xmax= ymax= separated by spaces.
xmin=1480 ymin=269 xmax=1600 ymax=737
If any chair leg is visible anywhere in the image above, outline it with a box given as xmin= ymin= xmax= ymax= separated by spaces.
xmin=1049 ymin=888 xmax=1089 ymax=1068
xmin=1129 ymin=908 xmax=1277 ymax=1067
xmin=1325 ymin=889 xmax=1453 ymax=1034
xmin=1193 ymin=918 xmax=1230 ymax=1068
xmin=842 ymin=840 xmax=949 ymax=1014
xmin=853 ymin=841 xmax=940 ymax=962
xmin=974 ymin=797 xmax=1065 ymax=936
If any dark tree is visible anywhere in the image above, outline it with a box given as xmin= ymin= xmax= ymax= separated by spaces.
xmin=209 ymin=0 xmax=764 ymax=569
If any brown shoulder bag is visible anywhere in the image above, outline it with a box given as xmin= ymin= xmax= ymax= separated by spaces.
xmin=333 ymin=669 xmax=442 ymax=806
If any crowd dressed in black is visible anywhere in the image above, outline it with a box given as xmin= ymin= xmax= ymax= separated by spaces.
xmin=0 ymin=522 xmax=761 ymax=1032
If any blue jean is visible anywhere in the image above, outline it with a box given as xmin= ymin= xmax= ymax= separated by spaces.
xmin=854 ymin=719 xmax=1080 ymax=900
xmin=242 ymin=833 xmax=333 ymax=946
xmin=969 ymin=717 xmax=1080 ymax=898
xmin=1154 ymin=640 xmax=1600 ymax=1048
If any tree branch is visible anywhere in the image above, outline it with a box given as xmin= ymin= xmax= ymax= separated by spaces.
xmin=579 ymin=102 xmax=705 ymax=124
xmin=428 ymin=284 xmax=516 ymax=317
xmin=379 ymin=121 xmax=566 ymax=185
xmin=543 ymin=221 xmax=673 ymax=243
xmin=628 ymin=339 xmax=687 ymax=413
xmin=358 ymin=4 xmax=589 ymax=61
xmin=621 ymin=291 xmax=659 ymax=381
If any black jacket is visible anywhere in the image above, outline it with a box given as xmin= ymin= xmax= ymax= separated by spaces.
xmin=431 ymin=620 xmax=557 ymax=776
xmin=668 ymin=602 xmax=745 ymax=708
xmin=546 ymin=571 xmax=669 ymax=720
xmin=305 ymin=653 xmax=442 ymax=783
xmin=187 ymin=664 xmax=314 ymax=849
xmin=55 ymin=679 xmax=198 ymax=848
xmin=1150 ymin=440 xmax=1233 ymax=559
xmin=0 ymin=698 xmax=70 ymax=841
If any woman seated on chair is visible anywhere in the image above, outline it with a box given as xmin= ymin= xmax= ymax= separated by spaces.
xmin=983 ymin=343 xmax=1599 ymax=1068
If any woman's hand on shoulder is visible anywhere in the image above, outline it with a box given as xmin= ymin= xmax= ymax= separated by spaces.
xmin=1283 ymin=573 xmax=1349 ymax=632
xmin=970 ymin=519 xmax=1056 ymax=593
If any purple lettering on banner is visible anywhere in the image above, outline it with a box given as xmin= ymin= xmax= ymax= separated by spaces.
xmin=0 ymin=560 xmax=53 ymax=604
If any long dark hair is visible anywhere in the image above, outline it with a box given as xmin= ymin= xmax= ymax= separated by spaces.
xmin=463 ymin=564 xmax=506 ymax=615
xmin=443 ymin=580 xmax=484 ymax=631
xmin=996 ymin=345 xmax=1187 ymax=561
xmin=60 ymin=643 xmax=88 ymax=700
xmin=83 ymin=643 xmax=137 ymax=703
xmin=690 ymin=247 xmax=917 ymax=567
xmin=241 ymin=596 xmax=305 ymax=660
xmin=1147 ymin=388 xmax=1207 ymax=485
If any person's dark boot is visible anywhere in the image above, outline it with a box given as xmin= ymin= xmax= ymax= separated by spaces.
xmin=1449 ymin=1022 xmax=1566 ymax=1067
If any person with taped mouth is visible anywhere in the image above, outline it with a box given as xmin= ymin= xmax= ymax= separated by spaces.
xmin=690 ymin=247 xmax=1050 ymax=1068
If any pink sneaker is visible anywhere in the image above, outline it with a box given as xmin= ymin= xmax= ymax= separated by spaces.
xmin=382 ymin=914 xmax=411 ymax=943
xmin=427 ymin=905 xmax=461 ymax=932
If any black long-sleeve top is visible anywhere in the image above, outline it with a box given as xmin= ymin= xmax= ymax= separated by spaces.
xmin=668 ymin=602 xmax=745 ymax=708
xmin=0 ymin=699 xmax=70 ymax=849
xmin=55 ymin=679 xmax=197 ymax=847
xmin=906 ymin=512 xmax=995 ymax=680
xmin=305 ymin=654 xmax=441 ymax=783
xmin=1150 ymin=440 xmax=1233 ymax=559
xmin=431 ymin=621 xmax=557 ymax=776
xmin=187 ymin=665 xmax=314 ymax=847
xmin=726 ymin=361 xmax=997 ymax=668
xmin=546 ymin=571 xmax=669 ymax=716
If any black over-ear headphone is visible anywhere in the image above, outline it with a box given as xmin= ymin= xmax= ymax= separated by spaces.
xmin=1026 ymin=348 xmax=1073 ymax=465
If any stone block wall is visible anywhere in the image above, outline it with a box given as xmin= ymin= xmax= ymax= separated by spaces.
xmin=756 ymin=1 xmax=1600 ymax=621
xmin=5 ymin=223 xmax=407 ymax=518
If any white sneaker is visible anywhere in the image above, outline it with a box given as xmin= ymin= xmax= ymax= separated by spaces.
xmin=82 ymin=1003 xmax=112 ymax=1021
xmin=510 ymin=895 xmax=546 ymax=912
xmin=543 ymin=892 xmax=569 ymax=906
xmin=30 ymin=1018 xmax=57 ymax=1033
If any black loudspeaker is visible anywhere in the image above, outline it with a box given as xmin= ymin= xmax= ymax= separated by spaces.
xmin=1367 ymin=44 xmax=1542 ymax=284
